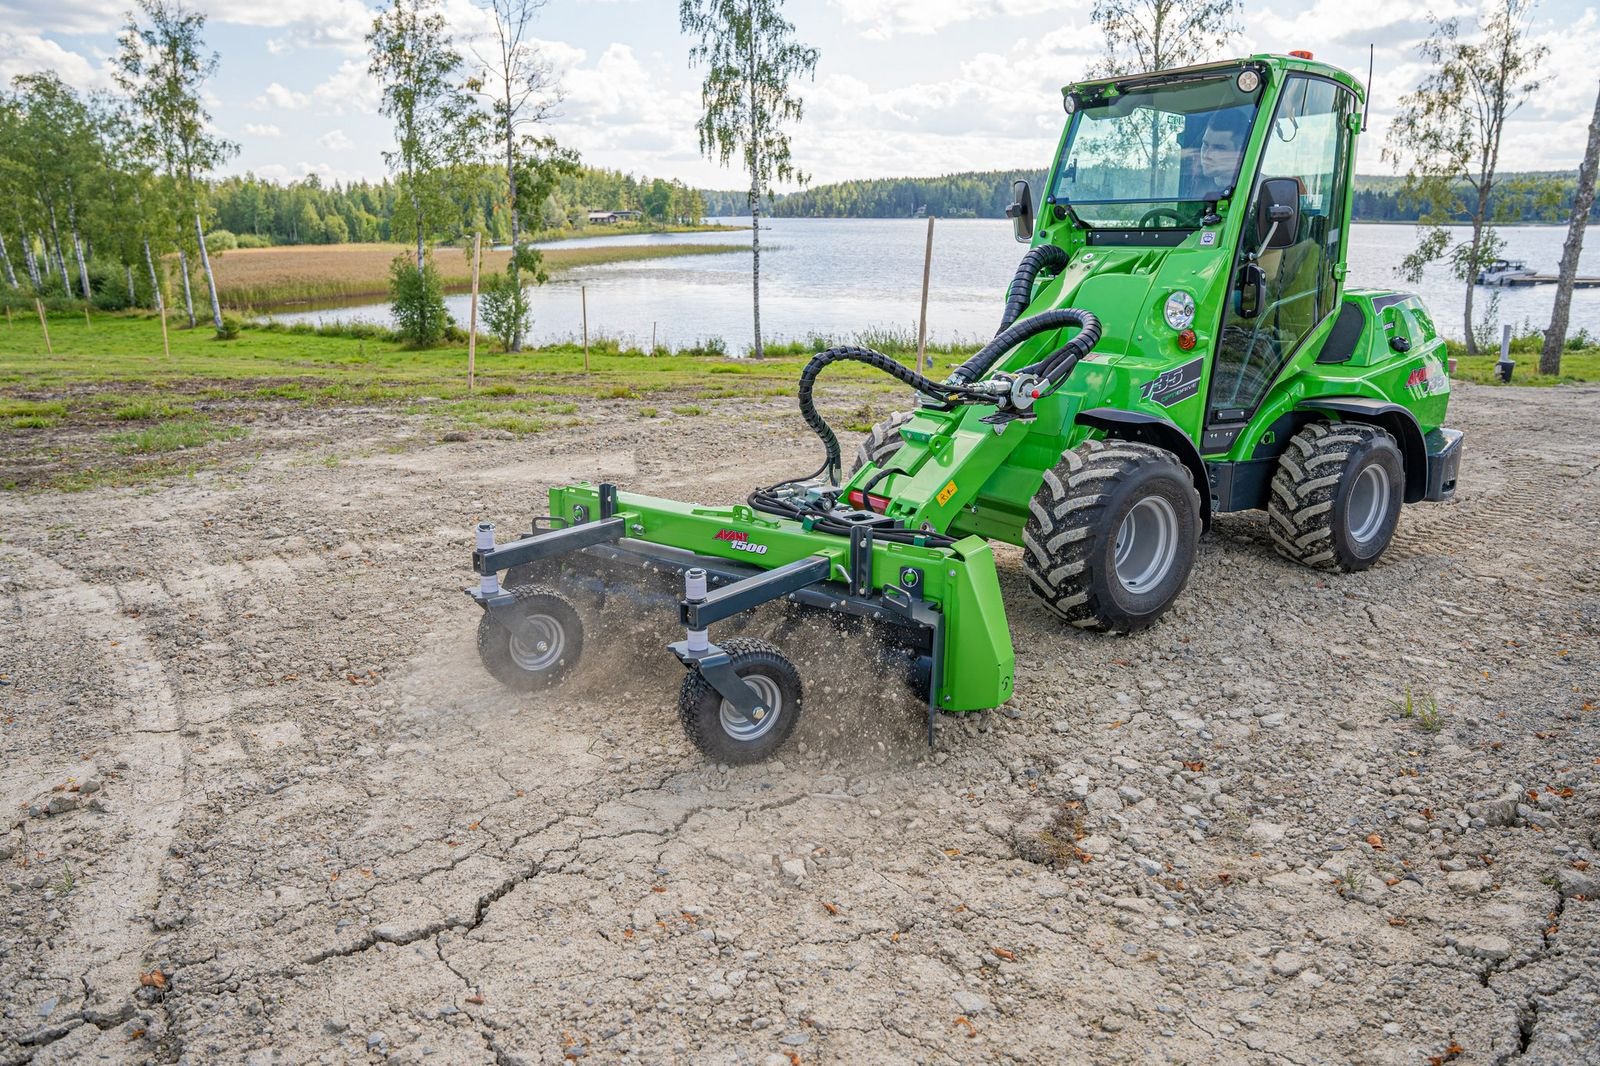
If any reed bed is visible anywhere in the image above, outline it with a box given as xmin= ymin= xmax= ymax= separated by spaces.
xmin=208 ymin=242 xmax=742 ymax=310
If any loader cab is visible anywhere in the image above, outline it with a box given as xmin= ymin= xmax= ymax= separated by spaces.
xmin=1043 ymin=57 xmax=1363 ymax=451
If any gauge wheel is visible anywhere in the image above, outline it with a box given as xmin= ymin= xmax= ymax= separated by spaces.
xmin=678 ymin=637 xmax=803 ymax=764
xmin=476 ymin=585 xmax=584 ymax=691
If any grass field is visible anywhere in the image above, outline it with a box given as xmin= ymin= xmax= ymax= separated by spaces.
xmin=208 ymin=241 xmax=743 ymax=309
xmin=1 ymin=309 xmax=1595 ymax=492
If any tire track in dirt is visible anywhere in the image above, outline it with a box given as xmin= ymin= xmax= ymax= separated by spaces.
xmin=1 ymin=547 xmax=186 ymax=1032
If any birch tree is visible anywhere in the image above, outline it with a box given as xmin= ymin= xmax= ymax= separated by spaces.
xmin=116 ymin=0 xmax=237 ymax=331
xmin=473 ymin=0 xmax=562 ymax=351
xmin=368 ymin=0 xmax=482 ymax=273
xmin=680 ymin=0 xmax=818 ymax=359
xmin=1386 ymin=0 xmax=1548 ymax=353
xmin=1090 ymin=0 xmax=1241 ymax=76
xmin=1541 ymin=82 xmax=1600 ymax=375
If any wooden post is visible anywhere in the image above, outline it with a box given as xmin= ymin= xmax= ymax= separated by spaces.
xmin=651 ymin=321 xmax=657 ymax=356
xmin=84 ymin=305 xmax=92 ymax=330
xmin=916 ymin=216 xmax=936 ymax=375
xmin=581 ymin=285 xmax=590 ymax=374
xmin=467 ymin=232 xmax=482 ymax=392
xmin=35 ymin=299 xmax=52 ymax=355
xmin=158 ymin=274 xmax=171 ymax=359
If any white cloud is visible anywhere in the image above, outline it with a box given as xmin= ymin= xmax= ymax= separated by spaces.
xmin=243 ymin=123 xmax=283 ymax=137
xmin=0 ymin=31 xmax=116 ymax=92
xmin=317 ymin=129 xmax=353 ymax=150
xmin=257 ymin=83 xmax=311 ymax=110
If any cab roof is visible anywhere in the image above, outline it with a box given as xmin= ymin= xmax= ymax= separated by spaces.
xmin=1065 ymin=54 xmax=1365 ymax=105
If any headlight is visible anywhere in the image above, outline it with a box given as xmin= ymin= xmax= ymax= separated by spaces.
xmin=1164 ymin=291 xmax=1196 ymax=330
xmin=1237 ymin=69 xmax=1261 ymax=94
xmin=1063 ymin=92 xmax=1078 ymax=114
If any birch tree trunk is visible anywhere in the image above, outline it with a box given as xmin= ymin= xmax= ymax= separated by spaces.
xmin=47 ymin=204 xmax=72 ymax=294
xmin=144 ymin=240 xmax=165 ymax=313
xmin=72 ymin=229 xmax=92 ymax=301
xmin=194 ymin=213 xmax=224 ymax=330
xmin=25 ymin=232 xmax=42 ymax=289
xmin=1541 ymin=82 xmax=1600 ymax=375
xmin=0 ymin=231 xmax=17 ymax=289
xmin=127 ymin=265 xmax=136 ymax=304
xmin=177 ymin=248 xmax=196 ymax=327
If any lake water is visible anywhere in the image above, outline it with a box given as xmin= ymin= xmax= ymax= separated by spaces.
xmin=269 ymin=218 xmax=1600 ymax=351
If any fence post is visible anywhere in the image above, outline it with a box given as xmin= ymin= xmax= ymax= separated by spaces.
xmin=916 ymin=216 xmax=936 ymax=375
xmin=1496 ymin=323 xmax=1515 ymax=383
xmin=468 ymin=232 xmax=482 ymax=392
xmin=35 ymin=299 xmax=51 ymax=355
xmin=582 ymin=286 xmax=590 ymax=374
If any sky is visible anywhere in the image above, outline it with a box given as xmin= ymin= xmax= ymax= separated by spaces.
xmin=2 ymin=0 xmax=1596 ymax=191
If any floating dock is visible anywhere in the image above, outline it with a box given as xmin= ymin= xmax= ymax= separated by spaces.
xmin=1498 ymin=274 xmax=1600 ymax=288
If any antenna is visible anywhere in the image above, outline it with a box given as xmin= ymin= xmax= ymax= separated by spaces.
xmin=1361 ymin=44 xmax=1374 ymax=132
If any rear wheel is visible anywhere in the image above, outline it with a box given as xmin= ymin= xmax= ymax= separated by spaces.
xmin=476 ymin=585 xmax=584 ymax=691
xmin=1023 ymin=439 xmax=1201 ymax=632
xmin=852 ymin=411 xmax=914 ymax=474
xmin=1268 ymin=421 xmax=1403 ymax=571
xmin=678 ymin=637 xmax=803 ymax=764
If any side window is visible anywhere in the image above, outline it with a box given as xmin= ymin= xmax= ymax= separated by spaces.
xmin=1210 ymin=77 xmax=1355 ymax=418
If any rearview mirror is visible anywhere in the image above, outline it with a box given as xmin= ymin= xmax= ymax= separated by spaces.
xmin=1255 ymin=177 xmax=1301 ymax=250
xmin=1005 ymin=179 xmax=1034 ymax=243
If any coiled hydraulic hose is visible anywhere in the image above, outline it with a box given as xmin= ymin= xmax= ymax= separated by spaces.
xmin=997 ymin=244 xmax=1070 ymax=334
xmin=795 ymin=345 xmax=980 ymax=482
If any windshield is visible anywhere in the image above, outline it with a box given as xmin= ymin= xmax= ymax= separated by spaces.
xmin=1052 ymin=75 xmax=1261 ymax=228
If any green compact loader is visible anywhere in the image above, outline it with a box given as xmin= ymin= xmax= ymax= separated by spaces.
xmin=467 ymin=52 xmax=1463 ymax=762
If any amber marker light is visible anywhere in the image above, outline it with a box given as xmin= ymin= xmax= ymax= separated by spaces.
xmin=1177 ymin=330 xmax=1197 ymax=351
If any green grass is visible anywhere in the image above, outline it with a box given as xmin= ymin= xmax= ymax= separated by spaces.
xmin=1448 ymin=349 xmax=1600 ymax=386
xmin=108 ymin=418 xmax=247 ymax=454
xmin=111 ymin=398 xmax=194 ymax=421
xmin=1391 ymin=688 xmax=1444 ymax=733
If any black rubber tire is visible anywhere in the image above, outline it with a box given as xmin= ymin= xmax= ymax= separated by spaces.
xmin=476 ymin=585 xmax=584 ymax=691
xmin=852 ymin=411 xmax=915 ymax=474
xmin=1268 ymin=421 xmax=1404 ymax=572
xmin=677 ymin=637 xmax=803 ymax=764
xmin=1023 ymin=439 xmax=1202 ymax=633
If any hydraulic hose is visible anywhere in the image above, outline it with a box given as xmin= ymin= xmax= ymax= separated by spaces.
xmin=796 ymin=345 xmax=978 ymax=480
xmin=996 ymin=244 xmax=1071 ymax=334
xmin=948 ymin=308 xmax=1100 ymax=386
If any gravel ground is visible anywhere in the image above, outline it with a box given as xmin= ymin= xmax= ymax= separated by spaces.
xmin=1 ymin=382 xmax=1597 ymax=1065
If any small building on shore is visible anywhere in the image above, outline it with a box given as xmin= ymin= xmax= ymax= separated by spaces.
xmin=586 ymin=210 xmax=643 ymax=225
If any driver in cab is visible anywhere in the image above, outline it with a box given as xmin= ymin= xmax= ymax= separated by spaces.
xmin=1181 ymin=107 xmax=1249 ymax=203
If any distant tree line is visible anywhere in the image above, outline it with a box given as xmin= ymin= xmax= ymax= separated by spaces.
xmin=701 ymin=169 xmax=1596 ymax=223
xmin=205 ymin=166 xmax=706 ymax=249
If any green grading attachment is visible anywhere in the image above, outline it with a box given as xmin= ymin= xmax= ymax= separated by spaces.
xmin=466 ymin=52 xmax=1464 ymax=763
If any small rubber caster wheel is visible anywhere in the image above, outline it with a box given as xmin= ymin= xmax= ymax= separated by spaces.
xmin=677 ymin=637 xmax=802 ymax=764
xmin=476 ymin=585 xmax=584 ymax=691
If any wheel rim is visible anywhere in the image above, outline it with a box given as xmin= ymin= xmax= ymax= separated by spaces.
xmin=508 ymin=612 xmax=565 ymax=672
xmin=719 ymin=674 xmax=783 ymax=742
xmin=1113 ymin=496 xmax=1179 ymax=595
xmin=1346 ymin=464 xmax=1392 ymax=546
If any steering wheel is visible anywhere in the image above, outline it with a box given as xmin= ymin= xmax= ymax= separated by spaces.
xmin=1137 ymin=207 xmax=1187 ymax=228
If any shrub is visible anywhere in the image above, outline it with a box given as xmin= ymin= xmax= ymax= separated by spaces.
xmin=215 ymin=314 xmax=243 ymax=340
xmin=479 ymin=271 xmax=532 ymax=351
xmin=234 ymin=233 xmax=272 ymax=249
xmin=204 ymin=229 xmax=238 ymax=252
xmin=388 ymin=255 xmax=451 ymax=347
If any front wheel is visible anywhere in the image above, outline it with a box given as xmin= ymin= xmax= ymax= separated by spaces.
xmin=1023 ymin=439 xmax=1201 ymax=632
xmin=476 ymin=585 xmax=584 ymax=691
xmin=1268 ymin=421 xmax=1403 ymax=572
xmin=678 ymin=638 xmax=803 ymax=764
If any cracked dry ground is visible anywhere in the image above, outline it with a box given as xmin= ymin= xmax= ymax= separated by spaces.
xmin=1 ymin=382 xmax=1597 ymax=1065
